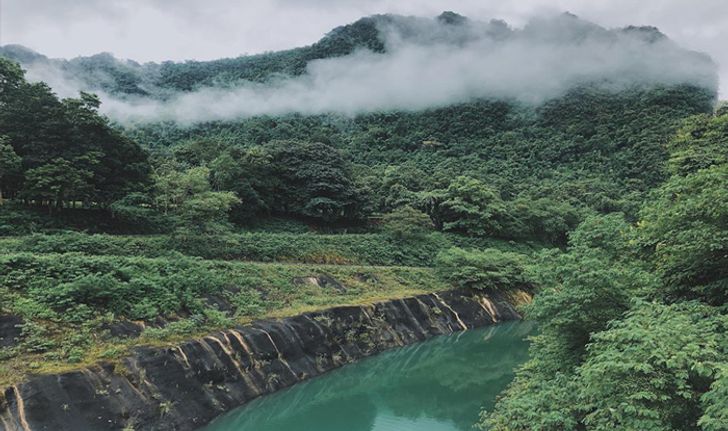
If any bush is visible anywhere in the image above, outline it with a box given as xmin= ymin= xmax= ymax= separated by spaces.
xmin=0 ymin=253 xmax=229 ymax=321
xmin=434 ymin=247 xmax=531 ymax=291
xmin=3 ymin=231 xmax=543 ymax=267
xmin=110 ymin=193 xmax=172 ymax=233
xmin=381 ymin=205 xmax=433 ymax=239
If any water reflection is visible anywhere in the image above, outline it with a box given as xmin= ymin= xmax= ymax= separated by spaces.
xmin=203 ymin=321 xmax=533 ymax=431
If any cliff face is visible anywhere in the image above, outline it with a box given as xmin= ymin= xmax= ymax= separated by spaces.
xmin=0 ymin=289 xmax=523 ymax=431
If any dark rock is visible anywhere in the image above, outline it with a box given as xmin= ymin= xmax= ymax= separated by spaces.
xmin=354 ymin=273 xmax=379 ymax=284
xmin=203 ymin=294 xmax=235 ymax=313
xmin=0 ymin=315 xmax=23 ymax=349
xmin=0 ymin=289 xmax=522 ymax=431
xmin=102 ymin=320 xmax=145 ymax=339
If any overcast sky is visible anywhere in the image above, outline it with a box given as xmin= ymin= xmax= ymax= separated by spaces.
xmin=2 ymin=0 xmax=727 ymax=97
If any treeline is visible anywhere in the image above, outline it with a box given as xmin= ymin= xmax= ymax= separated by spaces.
xmin=0 ymin=15 xmax=385 ymax=96
xmin=481 ymin=109 xmax=728 ymax=430
xmin=0 ymin=59 xmax=149 ymax=211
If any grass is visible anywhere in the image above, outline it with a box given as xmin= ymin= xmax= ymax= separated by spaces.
xmin=0 ymin=250 xmax=448 ymax=388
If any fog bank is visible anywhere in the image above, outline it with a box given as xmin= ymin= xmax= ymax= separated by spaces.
xmin=19 ymin=13 xmax=719 ymax=125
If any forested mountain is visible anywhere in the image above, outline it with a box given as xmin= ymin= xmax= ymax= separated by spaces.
xmin=0 ymin=12 xmax=718 ymax=240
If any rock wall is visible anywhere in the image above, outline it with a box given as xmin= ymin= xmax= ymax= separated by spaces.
xmin=0 ymin=289 xmax=523 ymax=431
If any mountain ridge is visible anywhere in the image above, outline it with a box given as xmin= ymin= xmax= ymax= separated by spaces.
xmin=0 ymin=11 xmax=716 ymax=102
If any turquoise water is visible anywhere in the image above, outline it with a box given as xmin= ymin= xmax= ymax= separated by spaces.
xmin=202 ymin=321 xmax=532 ymax=431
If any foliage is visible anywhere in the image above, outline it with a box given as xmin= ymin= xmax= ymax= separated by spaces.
xmin=118 ymin=165 xmax=241 ymax=233
xmin=483 ymin=302 xmax=728 ymax=431
xmin=109 ymin=192 xmax=170 ymax=232
xmin=435 ymin=247 xmax=531 ymax=291
xmin=482 ymin=110 xmax=728 ymax=431
xmin=126 ymin=84 xmax=713 ymax=231
xmin=0 ymin=137 xmax=21 ymax=203
xmin=505 ymin=196 xmax=582 ymax=245
xmin=265 ymin=140 xmax=370 ymax=222
xmin=667 ymin=112 xmax=728 ymax=175
xmin=421 ymin=176 xmax=506 ymax=236
xmin=636 ymin=164 xmax=728 ymax=305
xmin=380 ymin=205 xmax=433 ymax=239
xmin=525 ymin=215 xmax=656 ymax=360
xmin=0 ymin=250 xmax=448 ymax=384
xmin=21 ymin=159 xmax=93 ymax=211
xmin=701 ymin=367 xmax=728 ymax=431
xmin=0 ymin=231 xmax=542 ymax=267
xmin=0 ymin=58 xmax=151 ymax=208
xmin=576 ymin=301 xmax=726 ymax=431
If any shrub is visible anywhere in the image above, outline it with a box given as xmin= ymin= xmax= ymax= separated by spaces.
xmin=435 ymin=247 xmax=531 ymax=291
xmin=380 ymin=205 xmax=433 ymax=239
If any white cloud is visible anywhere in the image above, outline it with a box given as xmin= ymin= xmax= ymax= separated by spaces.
xmin=71 ymin=15 xmax=714 ymax=125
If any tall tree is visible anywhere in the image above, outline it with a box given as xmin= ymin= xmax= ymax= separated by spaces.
xmin=22 ymin=159 xmax=93 ymax=212
xmin=0 ymin=137 xmax=21 ymax=204
xmin=0 ymin=58 xmax=151 ymax=209
xmin=420 ymin=176 xmax=506 ymax=236
xmin=266 ymin=140 xmax=370 ymax=222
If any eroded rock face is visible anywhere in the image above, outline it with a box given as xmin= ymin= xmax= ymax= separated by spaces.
xmin=0 ymin=289 xmax=522 ymax=431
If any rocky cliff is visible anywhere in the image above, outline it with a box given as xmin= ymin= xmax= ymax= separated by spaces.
xmin=0 ymin=289 xmax=523 ymax=431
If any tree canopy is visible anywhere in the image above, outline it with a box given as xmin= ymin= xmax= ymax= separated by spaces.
xmin=0 ymin=58 xmax=151 ymax=210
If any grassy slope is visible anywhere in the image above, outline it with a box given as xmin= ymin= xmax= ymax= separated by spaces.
xmin=0 ymin=244 xmax=451 ymax=387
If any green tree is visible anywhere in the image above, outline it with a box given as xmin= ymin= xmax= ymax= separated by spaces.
xmin=208 ymin=145 xmax=276 ymax=222
xmin=0 ymin=58 xmax=150 ymax=210
xmin=482 ymin=222 xmax=659 ymax=431
xmin=435 ymin=247 xmax=531 ymax=291
xmin=267 ymin=140 xmax=370 ymax=222
xmin=0 ymin=137 xmax=21 ymax=204
xmin=636 ymin=164 xmax=728 ymax=305
xmin=577 ymin=302 xmax=726 ymax=431
xmin=483 ymin=110 xmax=728 ymax=430
xmin=380 ymin=205 xmax=433 ymax=239
xmin=0 ymin=58 xmax=25 ymax=97
xmin=177 ymin=191 xmax=240 ymax=233
xmin=421 ymin=176 xmax=506 ymax=236
xmin=21 ymin=159 xmax=93 ymax=212
xmin=153 ymin=164 xmax=210 ymax=214
xmin=505 ymin=196 xmax=581 ymax=244
xmin=701 ymin=367 xmax=728 ymax=431
xmin=152 ymin=165 xmax=239 ymax=232
xmin=667 ymin=112 xmax=728 ymax=175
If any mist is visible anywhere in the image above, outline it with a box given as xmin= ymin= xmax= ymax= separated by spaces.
xmin=19 ymin=13 xmax=719 ymax=125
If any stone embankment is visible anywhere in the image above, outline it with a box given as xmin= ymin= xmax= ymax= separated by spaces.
xmin=0 ymin=289 xmax=524 ymax=431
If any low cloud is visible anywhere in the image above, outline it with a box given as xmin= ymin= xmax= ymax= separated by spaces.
xmin=19 ymin=14 xmax=719 ymax=125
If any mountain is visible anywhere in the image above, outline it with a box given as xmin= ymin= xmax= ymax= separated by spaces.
xmin=0 ymin=12 xmax=716 ymax=99
xmin=0 ymin=12 xmax=388 ymax=96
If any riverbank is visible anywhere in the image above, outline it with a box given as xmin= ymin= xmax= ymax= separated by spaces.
xmin=0 ymin=288 xmax=527 ymax=431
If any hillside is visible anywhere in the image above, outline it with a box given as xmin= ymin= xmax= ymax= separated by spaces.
xmin=1 ymin=12 xmax=717 ymax=235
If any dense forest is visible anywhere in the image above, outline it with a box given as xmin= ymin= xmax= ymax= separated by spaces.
xmin=0 ymin=11 xmax=726 ymax=431
xmin=482 ymin=109 xmax=728 ymax=431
